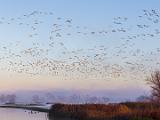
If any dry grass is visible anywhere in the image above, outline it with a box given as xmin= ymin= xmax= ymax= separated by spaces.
xmin=49 ymin=102 xmax=160 ymax=120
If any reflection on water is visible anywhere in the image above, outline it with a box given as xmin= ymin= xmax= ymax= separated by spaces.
xmin=0 ymin=108 xmax=74 ymax=120
xmin=0 ymin=108 xmax=48 ymax=120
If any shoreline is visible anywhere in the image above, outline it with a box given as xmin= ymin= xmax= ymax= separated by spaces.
xmin=0 ymin=104 xmax=49 ymax=113
xmin=1 ymin=102 xmax=159 ymax=120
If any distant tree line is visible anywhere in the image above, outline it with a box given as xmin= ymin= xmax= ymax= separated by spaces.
xmin=0 ymin=94 xmax=16 ymax=104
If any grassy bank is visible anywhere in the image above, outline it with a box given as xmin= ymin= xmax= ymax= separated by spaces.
xmin=49 ymin=102 xmax=160 ymax=120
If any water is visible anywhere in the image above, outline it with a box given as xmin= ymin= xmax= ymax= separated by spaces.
xmin=0 ymin=108 xmax=49 ymax=120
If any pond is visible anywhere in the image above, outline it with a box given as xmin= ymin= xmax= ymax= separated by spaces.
xmin=0 ymin=108 xmax=49 ymax=120
xmin=0 ymin=108 xmax=75 ymax=120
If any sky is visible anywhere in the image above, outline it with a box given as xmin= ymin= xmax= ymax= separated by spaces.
xmin=0 ymin=0 xmax=160 ymax=101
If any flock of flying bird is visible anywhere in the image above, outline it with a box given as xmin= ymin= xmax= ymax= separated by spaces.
xmin=0 ymin=9 xmax=160 ymax=81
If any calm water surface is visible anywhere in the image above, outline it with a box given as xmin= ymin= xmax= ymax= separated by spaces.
xmin=0 ymin=108 xmax=49 ymax=120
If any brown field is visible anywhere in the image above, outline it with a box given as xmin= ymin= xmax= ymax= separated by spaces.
xmin=49 ymin=102 xmax=160 ymax=120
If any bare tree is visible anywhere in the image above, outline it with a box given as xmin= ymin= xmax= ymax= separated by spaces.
xmin=6 ymin=94 xmax=16 ymax=104
xmin=0 ymin=94 xmax=6 ymax=103
xmin=32 ymin=95 xmax=44 ymax=104
xmin=146 ymin=70 xmax=160 ymax=102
